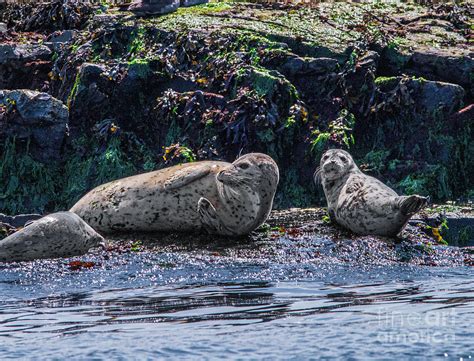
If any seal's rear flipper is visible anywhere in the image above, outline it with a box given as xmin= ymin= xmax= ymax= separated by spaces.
xmin=398 ymin=195 xmax=429 ymax=216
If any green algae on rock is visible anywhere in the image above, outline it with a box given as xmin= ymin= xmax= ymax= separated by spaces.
xmin=0 ymin=1 xmax=472 ymax=215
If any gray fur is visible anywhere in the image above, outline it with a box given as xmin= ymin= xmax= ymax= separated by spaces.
xmin=70 ymin=153 xmax=279 ymax=236
xmin=315 ymin=149 xmax=428 ymax=237
xmin=0 ymin=212 xmax=104 ymax=262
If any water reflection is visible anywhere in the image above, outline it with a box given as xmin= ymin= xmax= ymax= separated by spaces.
xmin=2 ymin=277 xmax=474 ymax=337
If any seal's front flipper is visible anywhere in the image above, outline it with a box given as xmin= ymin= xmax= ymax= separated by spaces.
xmin=163 ymin=165 xmax=211 ymax=191
xmin=198 ymin=197 xmax=222 ymax=234
xmin=197 ymin=197 xmax=235 ymax=236
xmin=397 ymin=195 xmax=429 ymax=216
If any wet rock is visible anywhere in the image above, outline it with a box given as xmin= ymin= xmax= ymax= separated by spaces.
xmin=411 ymin=79 xmax=465 ymax=115
xmin=0 ymin=213 xmax=42 ymax=228
xmin=0 ymin=43 xmax=51 ymax=64
xmin=49 ymin=29 xmax=76 ymax=44
xmin=375 ymin=76 xmax=465 ymax=115
xmin=0 ymin=43 xmax=52 ymax=90
xmin=92 ymin=13 xmax=128 ymax=27
xmin=411 ymin=212 xmax=474 ymax=247
xmin=1 ymin=0 xmax=96 ymax=33
xmin=277 ymin=56 xmax=339 ymax=78
xmin=416 ymin=50 xmax=472 ymax=97
xmin=45 ymin=30 xmax=77 ymax=51
xmin=180 ymin=0 xmax=209 ymax=7
xmin=126 ymin=0 xmax=180 ymax=16
xmin=343 ymin=51 xmax=379 ymax=108
xmin=68 ymin=62 xmax=108 ymax=130
xmin=0 ymin=90 xmax=68 ymax=162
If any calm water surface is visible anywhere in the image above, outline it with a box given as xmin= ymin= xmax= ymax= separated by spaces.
xmin=1 ymin=251 xmax=473 ymax=360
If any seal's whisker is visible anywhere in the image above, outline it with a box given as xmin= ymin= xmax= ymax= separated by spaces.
xmin=313 ymin=167 xmax=322 ymax=184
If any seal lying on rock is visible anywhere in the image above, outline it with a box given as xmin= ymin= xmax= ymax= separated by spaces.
xmin=0 ymin=212 xmax=104 ymax=262
xmin=314 ymin=149 xmax=428 ymax=237
xmin=70 ymin=153 xmax=279 ymax=236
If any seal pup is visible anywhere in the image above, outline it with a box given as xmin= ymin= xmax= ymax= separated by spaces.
xmin=0 ymin=212 xmax=104 ymax=262
xmin=70 ymin=153 xmax=279 ymax=236
xmin=314 ymin=149 xmax=428 ymax=237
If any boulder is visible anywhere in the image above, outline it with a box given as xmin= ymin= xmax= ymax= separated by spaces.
xmin=45 ymin=30 xmax=77 ymax=51
xmin=0 ymin=213 xmax=42 ymax=228
xmin=265 ymin=53 xmax=339 ymax=78
xmin=0 ymin=90 xmax=69 ymax=162
xmin=374 ymin=76 xmax=465 ymax=116
xmin=0 ymin=43 xmax=52 ymax=90
xmin=0 ymin=44 xmax=51 ymax=65
xmin=411 ymin=212 xmax=474 ymax=247
xmin=68 ymin=62 xmax=109 ymax=129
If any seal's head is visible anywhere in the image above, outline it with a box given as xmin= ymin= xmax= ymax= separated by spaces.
xmin=217 ymin=153 xmax=279 ymax=191
xmin=314 ymin=149 xmax=356 ymax=183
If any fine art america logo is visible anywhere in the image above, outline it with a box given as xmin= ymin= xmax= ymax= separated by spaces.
xmin=376 ymin=309 xmax=457 ymax=344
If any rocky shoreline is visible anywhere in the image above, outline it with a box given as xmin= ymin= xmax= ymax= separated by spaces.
xmin=0 ymin=1 xmax=472 ymax=265
xmin=0 ymin=1 xmax=472 ymax=214
xmin=1 ymin=206 xmax=473 ymax=266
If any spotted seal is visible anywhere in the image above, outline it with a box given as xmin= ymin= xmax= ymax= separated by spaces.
xmin=0 ymin=212 xmax=104 ymax=262
xmin=70 ymin=153 xmax=279 ymax=236
xmin=314 ymin=149 xmax=428 ymax=237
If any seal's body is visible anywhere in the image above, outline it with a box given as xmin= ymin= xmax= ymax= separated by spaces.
xmin=315 ymin=149 xmax=428 ymax=237
xmin=70 ymin=153 xmax=279 ymax=236
xmin=0 ymin=212 xmax=103 ymax=262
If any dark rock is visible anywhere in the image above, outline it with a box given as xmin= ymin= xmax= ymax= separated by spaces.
xmin=381 ymin=48 xmax=474 ymax=98
xmin=180 ymin=0 xmax=209 ymax=6
xmin=0 ymin=213 xmax=42 ymax=228
xmin=45 ymin=30 xmax=77 ymax=51
xmin=343 ymin=51 xmax=379 ymax=109
xmin=375 ymin=77 xmax=465 ymax=115
xmin=410 ymin=79 xmax=465 ymax=115
xmin=0 ymin=43 xmax=51 ymax=65
xmin=1 ymin=0 xmax=97 ymax=33
xmin=0 ymin=43 xmax=52 ymax=90
xmin=411 ymin=212 xmax=474 ymax=247
xmin=68 ymin=62 xmax=108 ymax=130
xmin=265 ymin=53 xmax=339 ymax=78
xmin=409 ymin=50 xmax=473 ymax=97
xmin=92 ymin=13 xmax=128 ymax=27
xmin=126 ymin=0 xmax=180 ymax=16
xmin=48 ymin=30 xmax=76 ymax=44
xmin=0 ymin=90 xmax=68 ymax=162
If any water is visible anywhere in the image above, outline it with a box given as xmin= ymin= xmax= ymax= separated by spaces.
xmin=1 ymin=248 xmax=473 ymax=360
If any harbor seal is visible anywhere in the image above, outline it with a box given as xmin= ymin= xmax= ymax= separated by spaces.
xmin=70 ymin=153 xmax=279 ymax=236
xmin=0 ymin=212 xmax=104 ymax=262
xmin=314 ymin=149 xmax=428 ymax=237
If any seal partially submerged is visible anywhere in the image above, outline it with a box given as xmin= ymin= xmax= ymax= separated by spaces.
xmin=0 ymin=212 xmax=104 ymax=262
xmin=314 ymin=149 xmax=428 ymax=237
xmin=70 ymin=153 xmax=279 ymax=236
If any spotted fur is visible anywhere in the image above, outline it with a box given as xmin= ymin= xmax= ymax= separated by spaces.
xmin=0 ymin=212 xmax=104 ymax=262
xmin=70 ymin=153 xmax=279 ymax=236
xmin=314 ymin=149 xmax=428 ymax=237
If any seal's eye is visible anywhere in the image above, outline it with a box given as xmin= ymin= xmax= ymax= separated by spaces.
xmin=340 ymin=156 xmax=347 ymax=162
xmin=238 ymin=163 xmax=250 ymax=170
xmin=322 ymin=155 xmax=329 ymax=161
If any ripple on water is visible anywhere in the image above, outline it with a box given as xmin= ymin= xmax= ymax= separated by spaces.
xmin=1 ymin=251 xmax=474 ymax=359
